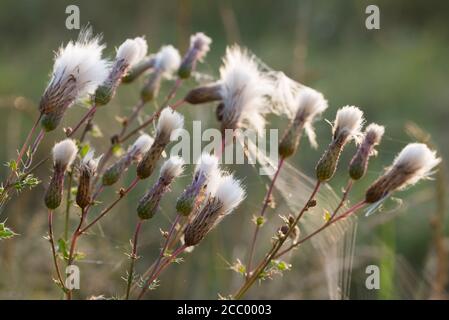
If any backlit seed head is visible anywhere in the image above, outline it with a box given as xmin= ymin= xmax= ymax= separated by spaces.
xmin=365 ymin=143 xmax=440 ymax=203
xmin=52 ymin=139 xmax=78 ymax=170
xmin=178 ymin=32 xmax=212 ymax=79
xmin=349 ymin=123 xmax=385 ymax=180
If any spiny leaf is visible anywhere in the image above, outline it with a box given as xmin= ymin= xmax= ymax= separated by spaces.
xmin=0 ymin=222 xmax=18 ymax=240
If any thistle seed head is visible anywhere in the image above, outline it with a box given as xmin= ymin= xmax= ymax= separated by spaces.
xmin=116 ymin=37 xmax=148 ymax=68
xmin=178 ymin=32 xmax=212 ymax=79
xmin=137 ymin=156 xmax=183 ymax=220
xmin=183 ymin=173 xmax=245 ymax=246
xmin=39 ymin=27 xmax=110 ymax=120
xmin=349 ymin=123 xmax=385 ymax=180
xmin=333 ymin=106 xmax=364 ymax=143
xmin=76 ymin=151 xmax=102 ymax=209
xmin=156 ymin=107 xmax=184 ymax=144
xmin=218 ymin=45 xmax=273 ymax=135
xmin=52 ymin=139 xmax=78 ymax=170
xmin=154 ymin=45 xmax=181 ymax=78
xmin=365 ymin=143 xmax=441 ymax=203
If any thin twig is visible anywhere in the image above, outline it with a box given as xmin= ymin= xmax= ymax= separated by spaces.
xmin=125 ymin=220 xmax=144 ymax=300
xmin=48 ymin=210 xmax=66 ymax=292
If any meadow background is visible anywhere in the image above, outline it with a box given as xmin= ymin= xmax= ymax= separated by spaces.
xmin=0 ymin=0 xmax=448 ymax=299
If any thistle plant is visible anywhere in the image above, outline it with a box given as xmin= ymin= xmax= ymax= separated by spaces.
xmin=1 ymin=26 xmax=442 ymax=301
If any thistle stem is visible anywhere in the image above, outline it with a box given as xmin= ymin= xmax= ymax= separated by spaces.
xmin=125 ymin=220 xmax=144 ymax=300
xmin=66 ymin=207 xmax=88 ymax=300
xmin=48 ymin=210 xmax=66 ymax=291
xmin=137 ymin=244 xmax=187 ymax=300
xmin=120 ymin=99 xmax=186 ymax=144
xmin=233 ymin=181 xmax=321 ymax=300
xmin=79 ymin=177 xmax=139 ymax=234
xmin=70 ymin=104 xmax=97 ymax=137
xmin=246 ymin=157 xmax=284 ymax=279
xmin=274 ymin=199 xmax=367 ymax=259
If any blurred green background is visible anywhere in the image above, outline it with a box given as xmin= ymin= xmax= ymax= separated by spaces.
xmin=0 ymin=0 xmax=448 ymax=299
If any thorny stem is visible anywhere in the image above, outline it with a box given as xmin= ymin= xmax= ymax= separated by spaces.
xmin=125 ymin=220 xmax=144 ymax=300
xmin=233 ymin=181 xmax=321 ymax=299
xmin=149 ymin=215 xmax=181 ymax=283
xmin=274 ymin=199 xmax=367 ymax=259
xmin=137 ymin=244 xmax=187 ymax=300
xmin=246 ymin=157 xmax=285 ymax=279
xmin=48 ymin=210 xmax=66 ymax=292
xmin=66 ymin=207 xmax=88 ymax=300
xmin=79 ymin=177 xmax=140 ymax=234
xmin=4 ymin=114 xmax=42 ymax=184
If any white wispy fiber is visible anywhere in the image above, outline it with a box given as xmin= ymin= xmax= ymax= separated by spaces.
xmin=81 ymin=150 xmax=102 ymax=173
xmin=154 ymin=45 xmax=181 ymax=77
xmin=218 ymin=45 xmax=273 ymax=134
xmin=43 ymin=28 xmax=110 ymax=111
xmin=195 ymin=153 xmax=219 ymax=178
xmin=131 ymin=134 xmax=154 ymax=155
xmin=52 ymin=139 xmax=78 ymax=168
xmin=212 ymin=174 xmax=246 ymax=215
xmin=364 ymin=123 xmax=385 ymax=155
xmin=157 ymin=107 xmax=184 ymax=138
xmin=294 ymin=87 xmax=329 ymax=148
xmin=160 ymin=156 xmax=185 ymax=180
xmin=333 ymin=106 xmax=364 ymax=142
xmin=116 ymin=36 xmax=148 ymax=67
xmin=389 ymin=143 xmax=441 ymax=188
xmin=190 ymin=32 xmax=212 ymax=61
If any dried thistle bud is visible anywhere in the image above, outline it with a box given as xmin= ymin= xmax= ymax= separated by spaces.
xmin=44 ymin=139 xmax=78 ymax=209
xmin=278 ymin=87 xmax=328 ymax=158
xmin=184 ymin=174 xmax=245 ymax=246
xmin=103 ymin=134 xmax=153 ymax=186
xmin=349 ymin=123 xmax=385 ymax=180
xmin=96 ymin=37 xmax=148 ymax=106
xmin=176 ymin=153 xmax=219 ymax=216
xmin=39 ymin=28 xmax=109 ymax=130
xmin=184 ymin=83 xmax=222 ymax=105
xmin=76 ymin=151 xmax=102 ymax=209
xmin=316 ymin=106 xmax=364 ymax=181
xmin=365 ymin=143 xmax=440 ymax=203
xmin=137 ymin=156 xmax=184 ymax=219
xmin=178 ymin=32 xmax=212 ymax=79
xmin=136 ymin=108 xmax=184 ymax=179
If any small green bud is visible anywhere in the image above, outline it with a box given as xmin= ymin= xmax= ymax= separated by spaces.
xmin=41 ymin=112 xmax=64 ymax=132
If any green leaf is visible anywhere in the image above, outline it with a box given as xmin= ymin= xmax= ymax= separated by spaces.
xmin=79 ymin=143 xmax=90 ymax=158
xmin=0 ymin=222 xmax=18 ymax=240
xmin=112 ymin=144 xmax=124 ymax=157
xmin=57 ymin=238 xmax=69 ymax=260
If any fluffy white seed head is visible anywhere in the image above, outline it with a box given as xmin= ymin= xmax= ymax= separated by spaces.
xmin=390 ymin=143 xmax=441 ymax=188
xmin=190 ymin=32 xmax=212 ymax=61
xmin=295 ymin=87 xmax=328 ymax=148
xmin=157 ymin=107 xmax=184 ymax=138
xmin=154 ymin=45 xmax=181 ymax=77
xmin=48 ymin=28 xmax=110 ymax=100
xmin=131 ymin=134 xmax=154 ymax=154
xmin=218 ymin=45 xmax=273 ymax=134
xmin=81 ymin=150 xmax=102 ymax=173
xmin=213 ymin=174 xmax=246 ymax=215
xmin=195 ymin=153 xmax=219 ymax=178
xmin=116 ymin=36 xmax=148 ymax=67
xmin=333 ymin=106 xmax=364 ymax=142
xmin=365 ymin=123 xmax=385 ymax=146
xmin=160 ymin=155 xmax=185 ymax=180
xmin=52 ymin=139 xmax=78 ymax=168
